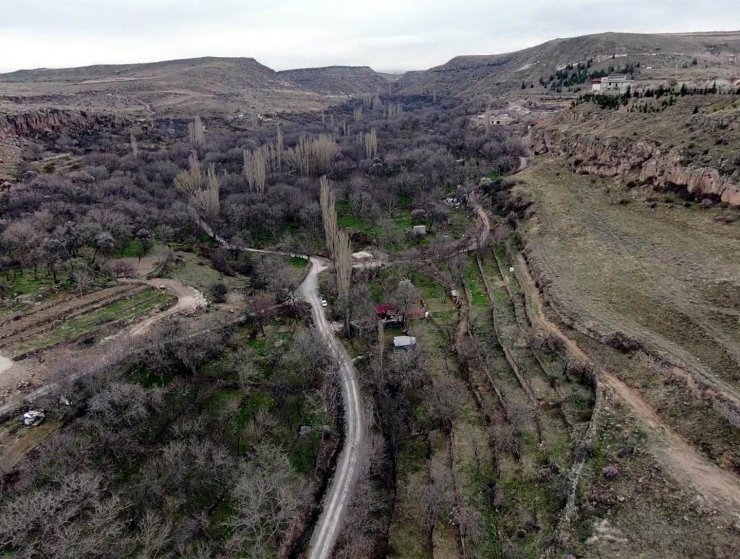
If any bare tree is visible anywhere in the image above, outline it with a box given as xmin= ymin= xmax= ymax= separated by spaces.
xmin=223 ymin=444 xmax=305 ymax=557
xmin=288 ymin=134 xmax=338 ymax=175
xmin=194 ymin=164 xmax=220 ymax=219
xmin=188 ymin=116 xmax=206 ymax=148
xmin=378 ymin=319 xmax=384 ymax=375
xmin=275 ymin=122 xmax=283 ymax=171
xmin=371 ymin=95 xmax=383 ymax=112
xmin=364 ymin=127 xmax=378 ymax=159
xmin=319 ymin=175 xmax=338 ymax=258
xmin=387 ymin=102 xmax=403 ymax=120
xmin=130 ymin=130 xmax=139 ymax=158
xmin=174 ymin=151 xmax=204 ymax=197
xmin=335 ymin=229 xmax=352 ymax=334
xmin=394 ymin=278 xmax=421 ymax=320
xmin=243 ymin=148 xmax=267 ymax=194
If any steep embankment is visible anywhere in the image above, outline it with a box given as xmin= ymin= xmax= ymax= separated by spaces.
xmin=530 ymin=97 xmax=740 ymax=206
xmin=0 ymin=108 xmax=129 ymax=180
xmin=531 ymin=127 xmax=740 ymax=205
xmin=0 ymin=108 xmax=127 ymax=143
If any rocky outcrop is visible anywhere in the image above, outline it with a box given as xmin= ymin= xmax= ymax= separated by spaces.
xmin=531 ymin=128 xmax=740 ymax=206
xmin=0 ymin=109 xmax=127 ymax=143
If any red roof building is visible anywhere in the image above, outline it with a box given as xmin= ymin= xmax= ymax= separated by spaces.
xmin=375 ymin=303 xmax=398 ymax=318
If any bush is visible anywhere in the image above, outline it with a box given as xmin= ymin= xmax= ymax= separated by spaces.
xmin=209 ymin=281 xmax=228 ymax=303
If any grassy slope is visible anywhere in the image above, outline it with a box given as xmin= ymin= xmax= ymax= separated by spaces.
xmin=516 ymin=160 xmax=739 ymax=386
xmin=513 ymin=160 xmax=740 ymax=526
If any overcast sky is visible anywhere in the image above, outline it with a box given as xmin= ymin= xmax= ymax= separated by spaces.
xmin=0 ymin=0 xmax=738 ymax=73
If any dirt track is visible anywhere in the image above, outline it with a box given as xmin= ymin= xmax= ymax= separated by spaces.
xmin=0 ymin=277 xmax=205 ymax=418
xmin=298 ymin=257 xmax=365 ymax=559
xmin=126 ymin=279 xmax=206 ymax=336
xmin=512 ymin=250 xmax=740 ymax=517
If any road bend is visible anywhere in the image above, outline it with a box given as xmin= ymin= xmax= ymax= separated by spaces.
xmin=298 ymin=257 xmax=366 ymax=559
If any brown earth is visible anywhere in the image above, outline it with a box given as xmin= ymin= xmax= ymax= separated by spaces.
xmin=511 ymin=245 xmax=740 ymax=518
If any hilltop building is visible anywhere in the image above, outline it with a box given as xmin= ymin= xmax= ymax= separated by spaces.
xmin=592 ymin=74 xmax=634 ymax=94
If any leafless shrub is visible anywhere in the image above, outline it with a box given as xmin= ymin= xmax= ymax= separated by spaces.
xmin=223 ymin=444 xmax=305 ymax=557
xmin=88 ymin=381 xmax=149 ymax=427
xmin=0 ymin=472 xmax=127 ymax=556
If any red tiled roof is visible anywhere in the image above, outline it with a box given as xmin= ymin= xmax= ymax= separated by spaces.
xmin=375 ymin=303 xmax=398 ymax=314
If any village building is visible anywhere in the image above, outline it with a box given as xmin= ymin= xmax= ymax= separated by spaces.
xmin=375 ymin=303 xmax=400 ymax=322
xmin=393 ymin=335 xmax=416 ymax=349
xmin=599 ymin=74 xmax=634 ymax=94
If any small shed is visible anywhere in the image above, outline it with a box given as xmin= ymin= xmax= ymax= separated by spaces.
xmin=393 ymin=336 xmax=416 ymax=348
xmin=412 ymin=225 xmax=427 ymax=236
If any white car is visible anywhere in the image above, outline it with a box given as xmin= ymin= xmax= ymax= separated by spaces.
xmin=320 ymin=297 xmax=328 ymax=307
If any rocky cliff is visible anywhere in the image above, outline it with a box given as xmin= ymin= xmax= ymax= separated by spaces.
xmin=531 ymin=128 xmax=740 ymax=206
xmin=0 ymin=109 xmax=128 ymax=143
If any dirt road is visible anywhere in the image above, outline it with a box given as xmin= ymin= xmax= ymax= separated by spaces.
xmin=199 ymin=218 xmax=367 ymax=558
xmin=512 ymin=251 xmax=740 ymax=517
xmin=127 ymin=278 xmax=206 ymax=336
xmin=298 ymin=257 xmax=366 ymax=559
xmin=0 ymin=278 xmax=205 ymax=419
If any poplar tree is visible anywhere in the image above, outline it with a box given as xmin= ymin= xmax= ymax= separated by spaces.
xmin=319 ymin=176 xmax=338 ymax=258
xmin=130 ymin=131 xmax=139 ymax=159
xmin=188 ymin=116 xmax=206 ymax=148
xmin=364 ymin=127 xmax=378 ymax=159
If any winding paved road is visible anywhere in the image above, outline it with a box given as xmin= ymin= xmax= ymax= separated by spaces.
xmin=298 ymin=257 xmax=366 ymax=559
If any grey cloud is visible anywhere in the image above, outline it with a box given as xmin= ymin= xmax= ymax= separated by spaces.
xmin=0 ymin=0 xmax=738 ymax=72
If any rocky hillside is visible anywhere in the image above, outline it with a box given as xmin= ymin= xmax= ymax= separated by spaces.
xmin=399 ymin=31 xmax=740 ymax=99
xmin=0 ymin=108 xmax=127 ymax=143
xmin=0 ymin=57 xmax=324 ymax=116
xmin=277 ymin=66 xmax=391 ymax=96
xmin=530 ymin=95 xmax=740 ymax=206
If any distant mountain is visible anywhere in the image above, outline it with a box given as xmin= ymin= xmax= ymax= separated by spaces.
xmin=278 ymin=66 xmax=391 ymax=96
xmin=0 ymin=57 xmax=324 ymax=116
xmin=398 ymin=31 xmax=740 ymax=99
xmin=2 ymin=31 xmax=739 ymax=116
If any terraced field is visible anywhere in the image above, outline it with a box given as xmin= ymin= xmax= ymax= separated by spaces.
xmin=0 ymin=283 xmax=175 ymax=358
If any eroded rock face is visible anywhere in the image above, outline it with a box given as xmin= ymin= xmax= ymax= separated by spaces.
xmin=0 ymin=109 xmax=127 ymax=143
xmin=531 ymin=128 xmax=740 ymax=206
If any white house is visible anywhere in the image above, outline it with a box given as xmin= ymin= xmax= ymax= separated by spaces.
xmin=601 ymin=75 xmax=634 ymax=93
